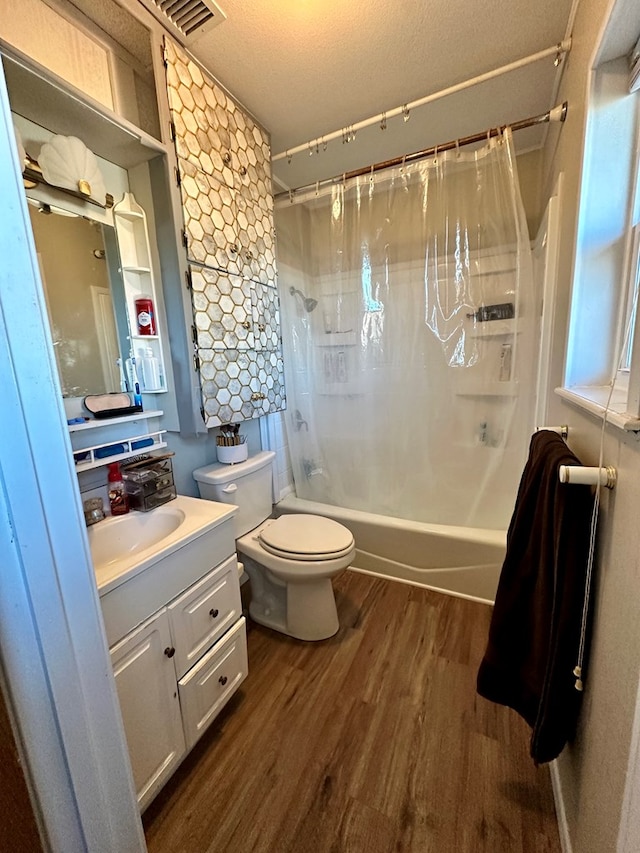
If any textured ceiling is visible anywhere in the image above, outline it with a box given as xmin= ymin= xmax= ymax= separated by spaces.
xmin=183 ymin=0 xmax=576 ymax=190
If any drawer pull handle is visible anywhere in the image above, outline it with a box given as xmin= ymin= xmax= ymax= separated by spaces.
xmin=219 ymin=675 xmax=228 ymax=686
xmin=164 ymin=646 xmax=176 ymax=658
xmin=210 ymin=608 xmax=219 ymax=618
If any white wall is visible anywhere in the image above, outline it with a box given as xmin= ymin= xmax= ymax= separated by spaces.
xmin=542 ymin=0 xmax=640 ymax=850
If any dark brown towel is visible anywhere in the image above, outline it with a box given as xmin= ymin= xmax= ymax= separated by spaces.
xmin=477 ymin=430 xmax=595 ymax=764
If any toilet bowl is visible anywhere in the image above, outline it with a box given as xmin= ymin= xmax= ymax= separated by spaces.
xmin=193 ymin=451 xmax=355 ymax=640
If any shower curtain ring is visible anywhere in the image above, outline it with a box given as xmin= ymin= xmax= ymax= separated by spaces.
xmin=322 ymin=137 xmax=327 ymax=151
xmin=380 ymin=111 xmax=387 ymax=131
xmin=286 ymin=150 xmax=292 ymax=164
xmin=370 ymin=164 xmax=375 ymax=182
xmin=288 ymin=189 xmax=294 ymax=204
xmin=315 ymin=180 xmax=319 ymax=196
xmin=434 ymin=144 xmax=438 ymax=165
xmin=308 ymin=141 xmax=313 ymax=156
xmin=455 ymin=138 xmax=460 ymax=158
xmin=402 ymin=104 xmax=410 ymax=122
xmin=554 ymin=44 xmax=563 ymax=67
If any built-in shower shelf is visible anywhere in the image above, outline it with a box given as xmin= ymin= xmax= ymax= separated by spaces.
xmin=316 ymin=331 xmax=357 ymax=346
xmin=455 ymin=380 xmax=519 ymax=397
xmin=468 ymin=319 xmax=519 ymax=338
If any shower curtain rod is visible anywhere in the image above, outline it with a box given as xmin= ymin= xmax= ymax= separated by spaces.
xmin=274 ymin=102 xmax=568 ymax=202
xmin=272 ymin=40 xmax=571 ymax=165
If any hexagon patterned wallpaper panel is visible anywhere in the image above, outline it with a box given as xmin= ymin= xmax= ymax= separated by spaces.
xmin=164 ymin=37 xmax=285 ymax=427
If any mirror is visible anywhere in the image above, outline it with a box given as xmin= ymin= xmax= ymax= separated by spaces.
xmin=28 ymin=201 xmax=130 ymax=398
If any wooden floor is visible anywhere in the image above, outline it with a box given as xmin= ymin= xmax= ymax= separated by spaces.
xmin=143 ymin=570 xmax=561 ymax=853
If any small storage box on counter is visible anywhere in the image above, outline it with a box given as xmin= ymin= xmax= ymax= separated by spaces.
xmin=121 ymin=454 xmax=176 ymax=511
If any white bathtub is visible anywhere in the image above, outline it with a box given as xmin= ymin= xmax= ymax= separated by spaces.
xmin=275 ymin=495 xmax=506 ymax=604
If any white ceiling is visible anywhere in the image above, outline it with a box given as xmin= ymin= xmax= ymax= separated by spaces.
xmin=184 ymin=0 xmax=576 ymax=191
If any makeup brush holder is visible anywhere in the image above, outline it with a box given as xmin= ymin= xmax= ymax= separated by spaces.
xmin=216 ymin=442 xmax=249 ymax=464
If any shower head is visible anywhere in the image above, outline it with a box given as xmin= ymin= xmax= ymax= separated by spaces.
xmin=289 ymin=286 xmax=318 ymax=313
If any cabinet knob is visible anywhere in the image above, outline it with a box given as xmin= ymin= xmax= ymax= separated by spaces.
xmin=258 ymin=323 xmax=266 ymax=332
xmin=164 ymin=646 xmax=176 ymax=658
xmin=239 ymin=165 xmax=247 ymax=176
xmin=219 ymin=675 xmax=228 ymax=686
xmin=251 ymin=392 xmax=266 ymax=401
xmin=229 ymin=243 xmax=239 ymax=255
xmin=241 ymin=320 xmax=251 ymax=330
xmin=209 ymin=608 xmax=219 ymax=618
xmin=223 ymin=152 xmax=232 ymax=165
xmin=245 ymin=250 xmax=254 ymax=261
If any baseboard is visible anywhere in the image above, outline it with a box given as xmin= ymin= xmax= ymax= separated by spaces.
xmin=550 ymin=759 xmax=573 ymax=853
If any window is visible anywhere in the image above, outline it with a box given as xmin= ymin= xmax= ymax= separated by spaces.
xmin=560 ymin=43 xmax=640 ymax=430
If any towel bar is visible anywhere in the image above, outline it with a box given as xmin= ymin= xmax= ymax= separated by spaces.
xmin=537 ymin=425 xmax=569 ymax=439
xmin=559 ymin=465 xmax=617 ymax=489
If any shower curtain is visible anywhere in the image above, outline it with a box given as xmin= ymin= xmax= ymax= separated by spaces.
xmin=275 ymin=129 xmax=537 ymax=530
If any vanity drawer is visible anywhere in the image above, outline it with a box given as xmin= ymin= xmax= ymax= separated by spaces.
xmin=168 ymin=554 xmax=241 ymax=679
xmin=178 ymin=616 xmax=248 ymax=750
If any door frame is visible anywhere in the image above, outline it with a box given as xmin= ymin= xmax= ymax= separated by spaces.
xmin=0 ymin=59 xmax=145 ymax=851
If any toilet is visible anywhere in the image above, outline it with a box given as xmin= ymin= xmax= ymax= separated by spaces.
xmin=193 ymin=451 xmax=355 ymax=641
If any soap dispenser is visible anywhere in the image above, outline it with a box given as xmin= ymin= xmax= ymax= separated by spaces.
xmin=107 ymin=462 xmax=129 ymax=516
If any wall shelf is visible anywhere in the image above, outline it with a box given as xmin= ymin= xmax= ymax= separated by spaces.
xmin=73 ymin=431 xmax=167 ymax=472
xmin=2 ymin=47 xmax=165 ymax=170
xmin=68 ymin=410 xmax=163 ymax=432
xmin=114 ymin=192 xmax=168 ymax=394
xmin=122 ymin=265 xmax=152 ymax=274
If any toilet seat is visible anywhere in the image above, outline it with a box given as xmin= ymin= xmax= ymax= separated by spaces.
xmin=259 ymin=514 xmax=354 ymax=562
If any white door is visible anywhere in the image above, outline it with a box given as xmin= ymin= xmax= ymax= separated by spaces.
xmin=110 ymin=608 xmax=186 ymax=810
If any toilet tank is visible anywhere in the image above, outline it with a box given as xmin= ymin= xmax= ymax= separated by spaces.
xmin=193 ymin=450 xmax=276 ymax=538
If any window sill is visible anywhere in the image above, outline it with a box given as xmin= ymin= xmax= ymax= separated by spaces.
xmin=555 ymin=383 xmax=640 ymax=432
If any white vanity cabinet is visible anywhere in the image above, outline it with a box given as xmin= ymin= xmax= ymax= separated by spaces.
xmin=110 ymin=609 xmax=186 ymax=809
xmin=99 ymin=515 xmax=248 ymax=811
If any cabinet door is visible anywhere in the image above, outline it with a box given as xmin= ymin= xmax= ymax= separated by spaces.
xmin=110 ymin=609 xmax=185 ymax=811
xmin=191 ymin=266 xmax=254 ymax=351
xmin=168 ymin=554 xmax=241 ymax=679
xmin=198 ymin=348 xmax=286 ymax=426
xmin=252 ymin=282 xmax=281 ymax=351
xmin=178 ymin=617 xmax=248 ymax=750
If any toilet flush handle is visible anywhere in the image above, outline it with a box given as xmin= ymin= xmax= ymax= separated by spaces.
xmin=222 ymin=483 xmax=237 ymax=494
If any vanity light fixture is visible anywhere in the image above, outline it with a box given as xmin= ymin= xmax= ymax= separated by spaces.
xmin=39 ymin=134 xmax=106 ymax=200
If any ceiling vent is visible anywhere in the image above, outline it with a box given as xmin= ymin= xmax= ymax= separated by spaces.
xmin=138 ymin=0 xmax=226 ymax=42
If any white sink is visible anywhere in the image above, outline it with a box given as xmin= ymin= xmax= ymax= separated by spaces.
xmin=88 ymin=495 xmax=238 ymax=594
xmin=88 ymin=504 xmax=186 ymax=569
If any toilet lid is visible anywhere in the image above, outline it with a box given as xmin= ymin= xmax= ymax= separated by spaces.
xmin=259 ymin=514 xmax=354 ymax=561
